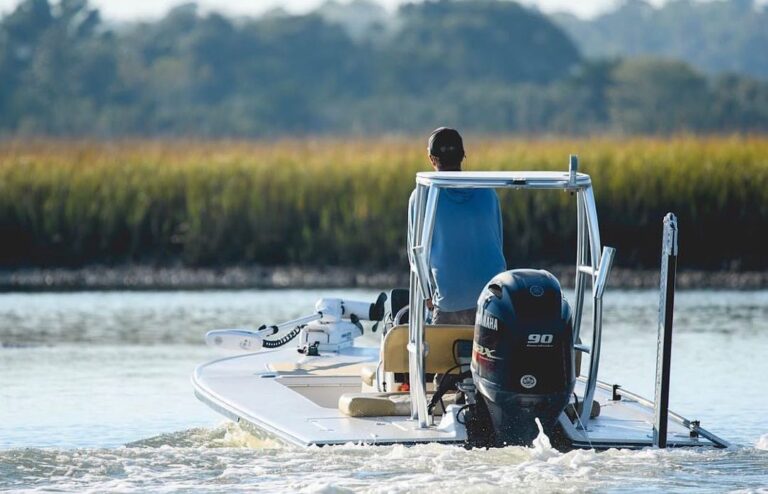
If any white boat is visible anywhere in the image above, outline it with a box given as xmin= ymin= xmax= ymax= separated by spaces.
xmin=192 ymin=159 xmax=728 ymax=450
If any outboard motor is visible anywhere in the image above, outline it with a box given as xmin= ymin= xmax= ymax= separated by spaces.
xmin=470 ymin=269 xmax=575 ymax=446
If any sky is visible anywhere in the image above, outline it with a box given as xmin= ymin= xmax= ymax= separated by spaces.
xmin=0 ymin=0 xmax=765 ymax=21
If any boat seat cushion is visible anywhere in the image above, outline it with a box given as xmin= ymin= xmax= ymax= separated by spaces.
xmin=339 ymin=392 xmax=457 ymax=417
xmin=382 ymin=324 xmax=474 ymax=374
xmin=339 ymin=392 xmax=412 ymax=417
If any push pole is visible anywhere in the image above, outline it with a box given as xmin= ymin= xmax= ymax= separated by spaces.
xmin=653 ymin=213 xmax=678 ymax=448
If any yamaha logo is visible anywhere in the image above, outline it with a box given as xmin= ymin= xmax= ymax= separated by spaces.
xmin=520 ymin=374 xmax=537 ymax=389
xmin=476 ymin=309 xmax=498 ymax=331
xmin=529 ymin=285 xmax=544 ymax=297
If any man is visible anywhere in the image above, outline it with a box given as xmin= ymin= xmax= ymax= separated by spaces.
xmin=408 ymin=127 xmax=506 ymax=325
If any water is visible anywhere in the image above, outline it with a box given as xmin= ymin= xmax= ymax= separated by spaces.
xmin=1 ymin=289 xmax=767 ymax=492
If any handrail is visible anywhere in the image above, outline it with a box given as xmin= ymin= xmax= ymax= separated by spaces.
xmin=411 ymin=246 xmax=433 ymax=301
xmin=596 ymin=380 xmax=729 ymax=448
xmin=595 ymin=247 xmax=616 ymax=299
xmin=415 ymin=186 xmax=441 ymax=426
xmin=572 ymin=192 xmax=587 ymax=344
xmin=407 ymin=184 xmax=427 ymax=423
xmin=583 ymin=187 xmax=603 ymax=277
xmin=407 ymin=183 xmax=434 ymax=428
xmin=420 ymin=186 xmax=440 ymax=282
xmin=578 ymin=246 xmax=615 ymax=428
xmin=415 ymin=171 xmax=593 ymax=190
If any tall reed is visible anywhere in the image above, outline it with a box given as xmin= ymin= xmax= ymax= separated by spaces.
xmin=1 ymin=136 xmax=766 ymax=269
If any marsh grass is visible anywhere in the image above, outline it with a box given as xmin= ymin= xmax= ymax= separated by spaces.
xmin=1 ymin=136 xmax=766 ymax=269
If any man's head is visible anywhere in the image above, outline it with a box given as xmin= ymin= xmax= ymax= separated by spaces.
xmin=427 ymin=127 xmax=465 ymax=171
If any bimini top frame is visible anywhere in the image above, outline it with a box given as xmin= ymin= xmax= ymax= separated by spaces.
xmin=407 ymin=160 xmax=616 ymax=429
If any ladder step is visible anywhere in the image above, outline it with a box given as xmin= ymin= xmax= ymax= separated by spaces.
xmin=574 ymin=343 xmax=591 ymax=354
xmin=577 ymin=265 xmax=596 ymax=276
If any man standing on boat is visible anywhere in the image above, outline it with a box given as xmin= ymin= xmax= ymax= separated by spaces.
xmin=408 ymin=127 xmax=506 ymax=325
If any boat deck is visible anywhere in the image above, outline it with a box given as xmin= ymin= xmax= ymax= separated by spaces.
xmin=193 ymin=346 xmax=724 ymax=449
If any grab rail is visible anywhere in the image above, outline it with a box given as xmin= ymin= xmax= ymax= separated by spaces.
xmin=578 ymin=245 xmax=615 ymax=429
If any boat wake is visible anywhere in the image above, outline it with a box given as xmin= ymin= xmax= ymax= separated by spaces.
xmin=2 ymin=424 xmax=766 ymax=493
xmin=125 ymin=422 xmax=284 ymax=449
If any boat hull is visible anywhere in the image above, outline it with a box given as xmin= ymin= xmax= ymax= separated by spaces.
xmin=192 ymin=347 xmax=726 ymax=449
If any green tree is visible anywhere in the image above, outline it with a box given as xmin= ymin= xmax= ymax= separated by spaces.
xmin=710 ymin=74 xmax=768 ymax=132
xmin=1 ymin=0 xmax=767 ymax=136
xmin=608 ymin=58 xmax=709 ymax=133
xmin=378 ymin=0 xmax=581 ymax=94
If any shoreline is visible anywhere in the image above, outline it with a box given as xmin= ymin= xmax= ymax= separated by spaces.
xmin=2 ymin=265 xmax=768 ymax=292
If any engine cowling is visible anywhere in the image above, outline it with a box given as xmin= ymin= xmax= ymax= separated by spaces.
xmin=471 ymin=269 xmax=575 ymax=446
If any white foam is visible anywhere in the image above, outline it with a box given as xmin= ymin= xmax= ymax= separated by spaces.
xmin=756 ymin=434 xmax=768 ymax=451
xmin=1 ymin=436 xmax=757 ymax=493
xmin=529 ymin=417 xmax=559 ymax=461
xmin=299 ymin=482 xmax=356 ymax=494
xmin=217 ymin=422 xmax=284 ymax=449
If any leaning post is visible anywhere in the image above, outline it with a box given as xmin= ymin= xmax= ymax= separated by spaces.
xmin=653 ymin=213 xmax=678 ymax=448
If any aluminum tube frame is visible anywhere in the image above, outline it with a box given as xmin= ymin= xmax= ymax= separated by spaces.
xmin=407 ymin=269 xmax=426 ymax=421
xmin=572 ymin=191 xmax=587 ymax=344
xmin=575 ymin=187 xmax=613 ymax=430
xmin=580 ymin=293 xmax=601 ymax=427
xmin=421 ymin=186 xmax=440 ymax=274
xmin=407 ymin=183 xmax=435 ymax=427
xmin=601 ymin=379 xmax=729 ymax=448
xmin=578 ymin=248 xmax=615 ymax=429
xmin=583 ymin=187 xmax=603 ymax=281
xmin=408 ymin=184 xmax=426 ymax=421
xmin=411 ymin=246 xmax=433 ymax=301
xmin=595 ymin=247 xmax=616 ymax=300
xmin=423 ymin=181 xmax=584 ymax=190
xmin=407 ymin=176 xmax=605 ymax=430
xmin=416 ymin=176 xmax=592 ymax=190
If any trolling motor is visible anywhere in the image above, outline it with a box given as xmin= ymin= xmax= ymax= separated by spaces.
xmin=205 ymin=294 xmax=386 ymax=354
xmin=466 ymin=269 xmax=575 ymax=447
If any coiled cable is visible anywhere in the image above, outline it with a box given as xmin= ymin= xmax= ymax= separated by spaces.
xmin=261 ymin=326 xmax=303 ymax=348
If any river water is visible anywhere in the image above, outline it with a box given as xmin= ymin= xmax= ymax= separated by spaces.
xmin=1 ymin=289 xmax=767 ymax=492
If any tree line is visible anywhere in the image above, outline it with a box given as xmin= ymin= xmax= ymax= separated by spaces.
xmin=554 ymin=0 xmax=768 ymax=80
xmin=0 ymin=0 xmax=767 ymax=137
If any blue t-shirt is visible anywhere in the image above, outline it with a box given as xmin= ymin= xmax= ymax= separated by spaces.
xmin=409 ymin=188 xmax=506 ymax=311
